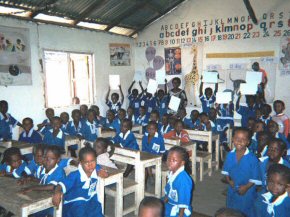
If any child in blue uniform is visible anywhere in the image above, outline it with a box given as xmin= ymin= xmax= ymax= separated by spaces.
xmin=199 ymin=77 xmax=218 ymax=114
xmin=254 ymin=164 xmax=290 ymax=217
xmin=90 ymin=105 xmax=106 ymax=127
xmin=112 ymin=108 xmax=127 ymax=134
xmin=43 ymin=116 xmax=65 ymax=150
xmin=103 ymin=110 xmax=117 ymax=130
xmin=160 ymin=114 xmax=173 ymax=135
xmin=105 ymin=85 xmax=124 ymax=115
xmin=136 ymin=106 xmax=149 ymax=132
xmin=222 ymin=128 xmax=261 ymax=217
xmin=25 ymin=144 xmax=46 ymax=179
xmin=260 ymin=104 xmax=272 ymax=126
xmin=164 ymin=146 xmax=194 ymax=217
xmin=141 ymin=92 xmax=157 ymax=114
xmin=60 ymin=112 xmax=70 ymax=134
xmin=52 ymin=146 xmax=108 ymax=217
xmin=267 ymin=120 xmax=290 ymax=150
xmin=138 ymin=196 xmax=164 ymax=217
xmin=257 ymin=132 xmax=271 ymax=158
xmin=126 ymin=107 xmax=136 ymax=125
xmin=80 ymin=104 xmax=88 ymax=123
xmin=186 ymin=110 xmax=200 ymax=130
xmin=0 ymin=147 xmax=30 ymax=178
xmin=66 ymin=109 xmax=83 ymax=138
xmin=37 ymin=108 xmax=54 ymax=134
xmin=19 ymin=117 xmax=42 ymax=144
xmin=156 ymin=88 xmax=169 ymax=118
xmin=128 ymin=81 xmax=143 ymax=117
xmin=0 ymin=100 xmax=21 ymax=141
xmin=178 ymin=108 xmax=191 ymax=128
xmin=236 ymin=94 xmax=257 ymax=127
xmin=259 ymin=138 xmax=290 ymax=193
xmin=80 ymin=109 xmax=99 ymax=142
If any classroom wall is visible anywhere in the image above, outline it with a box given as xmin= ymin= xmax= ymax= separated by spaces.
xmin=0 ymin=17 xmax=135 ymax=127
xmin=135 ymin=0 xmax=290 ymax=114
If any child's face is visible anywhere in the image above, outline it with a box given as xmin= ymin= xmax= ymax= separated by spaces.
xmin=157 ymin=90 xmax=164 ymax=99
xmin=139 ymin=107 xmax=146 ymax=116
xmin=9 ymin=154 xmax=22 ymax=170
xmin=268 ymin=121 xmax=278 ymax=134
xmin=172 ymin=79 xmax=180 ymax=88
xmin=72 ymin=112 xmax=81 ymax=122
xmin=147 ymin=124 xmax=157 ymax=136
xmin=44 ymin=151 xmax=59 ymax=172
xmin=268 ymin=142 xmax=284 ymax=162
xmin=23 ymin=119 xmax=33 ymax=132
xmin=95 ymin=142 xmax=106 ymax=156
xmin=258 ymin=134 xmax=269 ymax=146
xmin=247 ymin=120 xmax=255 ymax=131
xmin=267 ymin=173 xmax=288 ymax=197
xmin=0 ymin=102 xmax=8 ymax=114
xmin=168 ymin=118 xmax=176 ymax=127
xmin=118 ymin=110 xmax=126 ymax=120
xmin=161 ymin=116 xmax=168 ymax=126
xmin=255 ymin=109 xmax=262 ymax=119
xmin=248 ymin=97 xmax=255 ymax=107
xmin=209 ymin=109 xmax=217 ymax=120
xmin=139 ymin=207 xmax=161 ymax=217
xmin=175 ymin=122 xmax=183 ymax=133
xmin=255 ymin=123 xmax=264 ymax=133
xmin=166 ymin=151 xmax=185 ymax=173
xmin=80 ymin=105 xmax=88 ymax=117
xmin=179 ymin=110 xmax=186 ymax=119
xmin=60 ymin=113 xmax=69 ymax=124
xmin=127 ymin=108 xmax=134 ymax=117
xmin=233 ymin=131 xmax=249 ymax=152
xmin=205 ymin=88 xmax=213 ymax=98
xmin=34 ymin=149 xmax=44 ymax=165
xmin=107 ymin=111 xmax=115 ymax=122
xmin=121 ymin=122 xmax=130 ymax=134
xmin=150 ymin=113 xmax=159 ymax=122
xmin=81 ymin=153 xmax=96 ymax=177
xmin=191 ymin=111 xmax=199 ymax=120
xmin=87 ymin=112 xmax=95 ymax=123
xmin=46 ymin=109 xmax=54 ymax=120
xmin=52 ymin=119 xmax=62 ymax=131
xmin=274 ymin=102 xmax=284 ymax=114
xmin=111 ymin=94 xmax=119 ymax=104
xmin=132 ymin=89 xmax=138 ymax=97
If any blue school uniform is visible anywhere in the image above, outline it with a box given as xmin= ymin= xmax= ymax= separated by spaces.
xmin=259 ymin=156 xmax=290 ymax=192
xmin=39 ymin=119 xmax=52 ymax=135
xmin=141 ymin=95 xmax=157 ymax=113
xmin=216 ymin=119 xmax=229 ymax=145
xmin=0 ymin=112 xmax=18 ymax=140
xmin=96 ymin=116 xmax=106 ymax=127
xmin=157 ymin=96 xmax=169 ymax=118
xmin=164 ymin=166 xmax=193 ymax=217
xmin=106 ymin=101 xmax=122 ymax=115
xmin=185 ymin=119 xmax=201 ymax=130
xmin=260 ymin=116 xmax=272 ymax=126
xmin=136 ymin=114 xmax=149 ymax=126
xmin=39 ymin=164 xmax=65 ymax=185
xmin=66 ymin=121 xmax=82 ymax=136
xmin=199 ymin=94 xmax=216 ymax=114
xmin=222 ymin=148 xmax=261 ymax=217
xmin=61 ymin=123 xmax=69 ymax=135
xmin=254 ymin=192 xmax=290 ymax=217
xmin=43 ymin=129 xmax=65 ymax=149
xmin=0 ymin=160 xmax=30 ymax=178
xmin=59 ymin=165 xmax=103 ymax=217
xmin=142 ymin=132 xmax=165 ymax=155
xmin=112 ymin=118 xmax=122 ymax=134
xmin=19 ymin=129 xmax=42 ymax=144
xmin=128 ymin=94 xmax=141 ymax=117
xmin=126 ymin=115 xmax=136 ymax=125
xmin=112 ymin=130 xmax=139 ymax=150
xmin=248 ymin=139 xmax=258 ymax=154
xmin=159 ymin=124 xmax=173 ymax=136
xmin=80 ymin=120 xmax=98 ymax=142
xmin=237 ymin=105 xmax=256 ymax=127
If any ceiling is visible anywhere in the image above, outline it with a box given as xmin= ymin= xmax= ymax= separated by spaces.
xmin=0 ymin=0 xmax=186 ymax=37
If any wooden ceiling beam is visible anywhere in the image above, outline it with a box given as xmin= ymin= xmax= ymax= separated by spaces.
xmin=30 ymin=0 xmax=60 ymax=18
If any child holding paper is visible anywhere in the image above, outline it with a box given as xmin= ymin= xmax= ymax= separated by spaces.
xmin=167 ymin=77 xmax=187 ymax=115
xmin=128 ymin=81 xmax=143 ymax=117
xmin=199 ymin=75 xmax=218 ymax=114
xmin=105 ymin=85 xmax=124 ymax=115
xmin=236 ymin=94 xmax=257 ymax=128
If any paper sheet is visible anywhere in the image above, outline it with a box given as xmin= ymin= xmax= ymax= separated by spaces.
xmin=216 ymin=92 xmax=232 ymax=104
xmin=133 ymin=71 xmax=144 ymax=82
xmin=109 ymin=75 xmax=120 ymax=90
xmin=202 ymin=71 xmax=218 ymax=83
xmin=147 ymin=79 xmax=158 ymax=94
xmin=246 ymin=71 xmax=262 ymax=84
xmin=168 ymin=96 xmax=181 ymax=112
xmin=240 ymin=83 xmax=258 ymax=95
xmin=156 ymin=70 xmax=166 ymax=84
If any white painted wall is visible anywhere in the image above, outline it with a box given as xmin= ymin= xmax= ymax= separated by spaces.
xmin=0 ymin=17 xmax=135 ymax=127
xmin=135 ymin=0 xmax=290 ymax=114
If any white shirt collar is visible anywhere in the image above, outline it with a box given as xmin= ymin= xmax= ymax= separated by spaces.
xmin=167 ymin=165 xmax=184 ymax=184
xmin=119 ymin=130 xmax=131 ymax=140
xmin=78 ymin=164 xmax=98 ymax=189
xmin=262 ymin=191 xmax=288 ymax=215
xmin=49 ymin=129 xmax=64 ymax=139
xmin=41 ymin=164 xmax=58 ymax=176
xmin=0 ymin=112 xmax=10 ymax=121
xmin=23 ymin=128 xmax=34 ymax=138
xmin=161 ymin=125 xmax=170 ymax=134
xmin=144 ymin=132 xmax=159 ymax=138
xmin=231 ymin=148 xmax=250 ymax=156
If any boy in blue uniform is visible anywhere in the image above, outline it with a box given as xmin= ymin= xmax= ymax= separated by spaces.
xmin=52 ymin=146 xmax=108 ymax=217
xmin=19 ymin=117 xmax=42 ymax=144
xmin=178 ymin=108 xmax=191 ymax=128
xmin=103 ymin=110 xmax=118 ymax=131
xmin=105 ymin=85 xmax=124 ymax=115
xmin=128 ymin=81 xmax=143 ymax=117
xmin=66 ymin=109 xmax=83 ymax=138
xmin=43 ymin=116 xmax=65 ymax=150
xmin=160 ymin=114 xmax=173 ymax=135
xmin=222 ymin=128 xmax=261 ymax=217
xmin=112 ymin=108 xmax=127 ymax=134
xmin=37 ymin=108 xmax=54 ymax=134
xmin=186 ymin=110 xmax=200 ymax=130
xmin=136 ymin=106 xmax=149 ymax=133
xmin=80 ymin=109 xmax=99 ymax=142
xmin=90 ymin=105 xmax=106 ymax=127
xmin=236 ymin=94 xmax=257 ymax=127
xmin=156 ymin=88 xmax=169 ymax=118
xmin=254 ymin=164 xmax=290 ymax=217
xmin=60 ymin=112 xmax=70 ymax=134
xmin=199 ymin=76 xmax=218 ymax=114
xmin=260 ymin=104 xmax=272 ymax=126
xmin=0 ymin=100 xmax=21 ymax=141
xmin=164 ymin=146 xmax=194 ymax=217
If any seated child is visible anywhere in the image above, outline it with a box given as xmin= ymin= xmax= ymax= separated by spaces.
xmin=267 ymin=120 xmax=290 ymax=150
xmin=80 ymin=109 xmax=99 ymax=142
xmin=37 ymin=108 xmax=54 ymax=134
xmin=141 ymin=92 xmax=157 ymax=114
xmin=200 ymin=112 xmax=216 ymax=132
xmin=138 ymin=196 xmax=164 ymax=217
xmin=80 ymin=104 xmax=88 ymax=123
xmin=112 ymin=108 xmax=127 ymax=134
xmin=260 ymin=104 xmax=272 ymax=126
xmin=178 ymin=108 xmax=191 ymax=128
xmin=105 ymin=85 xmax=124 ymax=115
xmin=0 ymin=100 xmax=21 ymax=141
xmin=254 ymin=164 xmax=290 ymax=217
xmin=103 ymin=110 xmax=117 ymax=130
xmin=199 ymin=77 xmax=218 ymax=114
xmin=90 ymin=105 xmax=106 ymax=127
xmin=136 ymin=106 xmax=149 ymax=129
xmin=60 ymin=112 xmax=70 ymax=134
xmin=0 ymin=147 xmax=30 ymax=178
xmin=19 ymin=117 xmax=42 ymax=144
xmin=160 ymin=114 xmax=173 ymax=135
xmin=257 ymin=132 xmax=271 ymax=158
xmin=255 ymin=108 xmax=262 ymax=121
xmin=26 ymin=144 xmax=46 ymax=179
xmin=222 ymin=128 xmax=261 ymax=217
xmin=126 ymin=107 xmax=136 ymax=125
xmin=43 ymin=116 xmax=65 ymax=150
xmin=236 ymin=94 xmax=257 ymax=128
xmin=128 ymin=81 xmax=142 ymax=117
xmin=164 ymin=120 xmax=190 ymax=144
xmin=94 ymin=137 xmax=117 ymax=169
xmin=66 ymin=109 xmax=83 ymax=138
xmin=186 ymin=110 xmax=200 ymax=130
xmin=164 ymin=146 xmax=194 ymax=217
xmin=156 ymin=88 xmax=169 ymax=118
xmin=52 ymin=146 xmax=107 ymax=217
xmin=272 ymin=100 xmax=289 ymax=137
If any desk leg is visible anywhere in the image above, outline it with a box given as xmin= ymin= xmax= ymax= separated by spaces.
xmin=135 ymin=163 xmax=145 ymax=215
xmin=215 ymin=138 xmax=219 ymax=170
xmin=21 ymin=208 xmax=28 ymax=217
xmin=155 ymin=159 xmax=162 ymax=198
xmin=192 ymin=144 xmax=197 ymax=182
xmin=98 ymin=179 xmax=105 ymax=215
xmin=115 ymin=175 xmax=123 ymax=217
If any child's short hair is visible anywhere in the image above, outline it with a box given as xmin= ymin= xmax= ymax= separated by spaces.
xmin=232 ymin=127 xmax=250 ymax=140
xmin=72 ymin=109 xmax=81 ymax=116
xmin=150 ymin=110 xmax=160 ymax=118
xmin=273 ymin=100 xmax=285 ymax=108
xmin=1 ymin=147 xmax=22 ymax=164
xmin=269 ymin=138 xmax=287 ymax=152
xmin=261 ymin=104 xmax=272 ymax=115
xmin=94 ymin=138 xmax=110 ymax=150
xmin=112 ymin=92 xmax=120 ymax=99
xmin=44 ymin=145 xmax=61 ymax=159
xmin=0 ymin=100 xmax=8 ymax=107
xmin=138 ymin=196 xmax=164 ymax=217
xmin=214 ymin=207 xmax=246 ymax=217
xmin=175 ymin=119 xmax=184 ymax=127
xmin=22 ymin=117 xmax=33 ymax=124
xmin=122 ymin=118 xmax=133 ymax=129
xmin=118 ymin=108 xmax=126 ymax=114
xmin=147 ymin=121 xmax=158 ymax=129
xmin=205 ymin=87 xmax=213 ymax=93
xmin=79 ymin=146 xmax=97 ymax=161
xmin=168 ymin=146 xmax=191 ymax=174
xmin=172 ymin=77 xmax=181 ymax=85
xmin=33 ymin=144 xmax=46 ymax=156
xmin=267 ymin=164 xmax=290 ymax=184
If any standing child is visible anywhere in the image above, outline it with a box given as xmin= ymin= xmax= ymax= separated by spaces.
xmin=236 ymin=94 xmax=257 ymax=128
xmin=52 ymin=146 xmax=107 ymax=217
xmin=199 ymin=76 xmax=218 ymax=114
xmin=128 ymin=81 xmax=142 ymax=117
xmin=252 ymin=62 xmax=267 ymax=103
xmin=254 ymin=164 xmax=290 ymax=217
xmin=222 ymin=128 xmax=261 ymax=217
xmin=37 ymin=108 xmax=54 ymax=134
xmin=94 ymin=137 xmax=117 ymax=169
xmin=260 ymin=104 xmax=272 ymax=126
xmin=43 ymin=116 xmax=65 ymax=150
xmin=105 ymin=85 xmax=124 ymax=115
xmin=156 ymin=87 xmax=169 ymax=118
xmin=138 ymin=196 xmax=164 ymax=217
xmin=19 ymin=117 xmax=42 ymax=144
xmin=164 ymin=146 xmax=194 ymax=217
xmin=272 ymin=100 xmax=289 ymax=138
xmin=80 ymin=109 xmax=99 ymax=142
xmin=136 ymin=106 xmax=149 ymax=131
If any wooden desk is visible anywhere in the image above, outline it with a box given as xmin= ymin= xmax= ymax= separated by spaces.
xmin=0 ymin=177 xmax=62 ymax=217
xmin=132 ymin=125 xmax=142 ymax=134
xmin=97 ymin=128 xmax=116 ymax=138
xmin=0 ymin=141 xmax=34 ymax=155
xmin=98 ymin=166 xmax=123 ymax=217
xmin=64 ymin=135 xmax=81 ymax=156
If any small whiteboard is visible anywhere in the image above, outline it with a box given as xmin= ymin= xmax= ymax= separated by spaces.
xmin=240 ymin=83 xmax=257 ymax=95
xmin=168 ymin=96 xmax=181 ymax=112
xmin=202 ymin=71 xmax=218 ymax=83
xmin=216 ymin=92 xmax=232 ymax=104
xmin=246 ymin=71 xmax=262 ymax=84
xmin=147 ymin=79 xmax=158 ymax=94
xmin=109 ymin=75 xmax=120 ymax=90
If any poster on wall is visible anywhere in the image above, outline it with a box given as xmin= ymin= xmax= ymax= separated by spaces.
xmin=0 ymin=25 xmax=31 ymax=86
xmin=164 ymin=47 xmax=181 ymax=75
xmin=109 ymin=43 xmax=131 ymax=66
xmin=280 ymin=37 xmax=290 ymax=76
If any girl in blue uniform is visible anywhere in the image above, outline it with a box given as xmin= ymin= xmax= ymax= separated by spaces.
xmin=156 ymin=88 xmax=169 ymax=118
xmin=160 ymin=114 xmax=173 ymax=135
xmin=37 ymin=107 xmax=54 ymax=134
xmin=103 ymin=110 xmax=117 ymax=130
xmin=112 ymin=108 xmax=127 ymax=134
xmin=52 ymin=146 xmax=107 ymax=217
xmin=19 ymin=117 xmax=42 ymax=144
xmin=26 ymin=144 xmax=46 ymax=179
xmin=254 ymin=164 xmax=290 ymax=217
xmin=222 ymin=128 xmax=261 ymax=217
xmin=199 ymin=77 xmax=218 ymax=114
xmin=43 ymin=116 xmax=65 ymax=151
xmin=0 ymin=147 xmax=30 ymax=178
xmin=60 ymin=112 xmax=70 ymax=134
xmin=80 ymin=109 xmax=99 ymax=142
xmin=259 ymin=138 xmax=290 ymax=193
xmin=260 ymin=104 xmax=272 ymax=126
xmin=128 ymin=81 xmax=142 ymax=117
xmin=105 ymin=85 xmax=124 ymax=115
xmin=164 ymin=146 xmax=194 ymax=217
xmin=136 ymin=106 xmax=149 ymax=133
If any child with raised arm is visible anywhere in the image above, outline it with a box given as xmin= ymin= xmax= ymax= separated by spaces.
xmin=128 ymin=81 xmax=142 ymax=117
xmin=37 ymin=108 xmax=54 ymax=134
xmin=199 ymin=76 xmax=218 ymax=114
xmin=106 ymin=85 xmax=124 ymax=115
xmin=236 ymin=94 xmax=257 ymax=128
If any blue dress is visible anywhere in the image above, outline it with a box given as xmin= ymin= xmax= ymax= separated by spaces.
xmin=141 ymin=96 xmax=157 ymax=113
xmin=185 ymin=119 xmax=201 ymax=130
xmin=106 ymin=101 xmax=122 ymax=115
xmin=80 ymin=120 xmax=99 ymax=142
xmin=0 ymin=112 xmax=18 ymax=140
xmin=39 ymin=119 xmax=52 ymax=135
xmin=142 ymin=132 xmax=165 ymax=155
xmin=159 ymin=124 xmax=173 ymax=136
xmin=43 ymin=129 xmax=65 ymax=149
xmin=164 ymin=166 xmax=193 ymax=217
xmin=59 ymin=165 xmax=103 ymax=217
xmin=128 ymin=94 xmax=141 ymax=117
xmin=222 ymin=148 xmax=261 ymax=217
xmin=237 ymin=105 xmax=256 ymax=127
xmin=199 ymin=94 xmax=216 ymax=114
xmin=19 ymin=129 xmax=42 ymax=144
xmin=254 ymin=192 xmax=290 ymax=217
xmin=156 ymin=96 xmax=169 ymax=118
xmin=0 ymin=160 xmax=30 ymax=178
xmin=112 ymin=130 xmax=139 ymax=150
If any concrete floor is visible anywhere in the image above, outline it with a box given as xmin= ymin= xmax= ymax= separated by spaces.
xmin=104 ymin=169 xmax=227 ymax=217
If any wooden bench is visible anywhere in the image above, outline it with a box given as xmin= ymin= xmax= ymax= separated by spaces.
xmin=97 ymin=128 xmax=116 ymax=138
xmin=64 ymin=135 xmax=81 ymax=157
